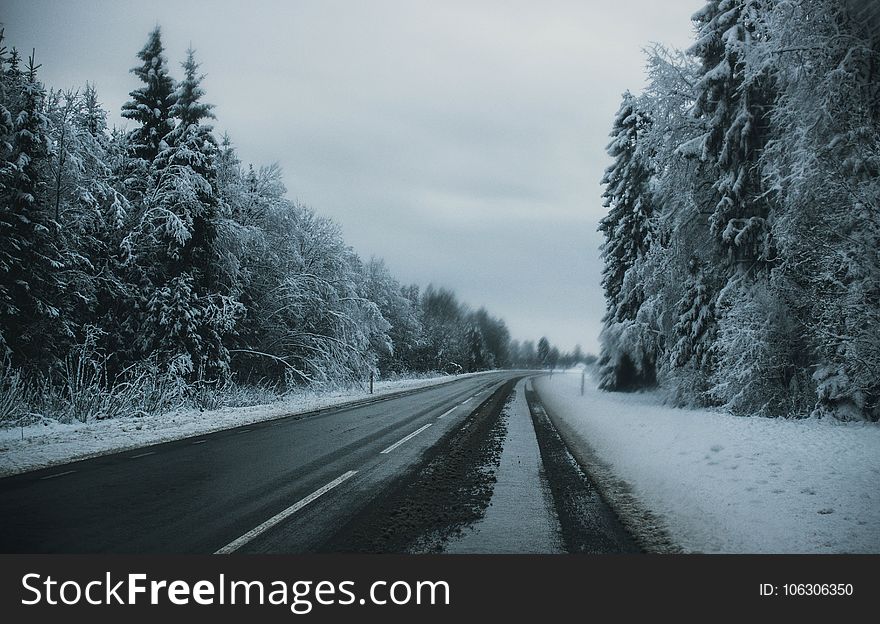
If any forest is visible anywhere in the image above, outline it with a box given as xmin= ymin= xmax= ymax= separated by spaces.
xmin=598 ymin=0 xmax=879 ymax=421
xmin=0 ymin=26 xmax=575 ymax=424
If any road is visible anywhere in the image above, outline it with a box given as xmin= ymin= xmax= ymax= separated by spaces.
xmin=0 ymin=373 xmax=515 ymax=553
xmin=0 ymin=370 xmax=639 ymax=554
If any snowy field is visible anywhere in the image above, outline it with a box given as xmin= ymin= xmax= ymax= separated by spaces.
xmin=0 ymin=372 xmax=492 ymax=478
xmin=535 ymin=371 xmax=880 ymax=554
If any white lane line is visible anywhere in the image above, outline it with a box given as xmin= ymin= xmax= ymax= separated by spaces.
xmin=461 ymin=397 xmax=473 ymax=405
xmin=380 ymin=423 xmax=433 ymax=454
xmin=191 ymin=440 xmax=207 ymax=445
xmin=236 ymin=429 xmax=253 ymax=434
xmin=215 ymin=470 xmax=358 ymax=555
xmin=40 ymin=470 xmax=75 ymax=480
xmin=130 ymin=451 xmax=155 ymax=459
xmin=437 ymin=406 xmax=457 ymax=419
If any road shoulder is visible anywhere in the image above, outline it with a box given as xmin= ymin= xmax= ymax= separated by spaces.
xmin=532 ymin=375 xmax=681 ymax=554
xmin=445 ymin=379 xmax=563 ymax=553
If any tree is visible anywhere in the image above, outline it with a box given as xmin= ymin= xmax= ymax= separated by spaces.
xmin=599 ymin=92 xmax=655 ymax=316
xmin=684 ymin=0 xmax=774 ymax=265
xmin=127 ymin=42 xmax=241 ymax=382
xmin=758 ymin=0 xmax=880 ymax=420
xmin=43 ymin=85 xmax=133 ymax=355
xmin=419 ymin=286 xmax=466 ymax=373
xmin=0 ymin=49 xmax=72 ymax=367
xmin=537 ymin=337 xmax=550 ymax=368
xmin=361 ymin=257 xmax=422 ymax=375
xmin=121 ymin=27 xmax=176 ymax=163
xmin=597 ymin=91 xmax=658 ymax=390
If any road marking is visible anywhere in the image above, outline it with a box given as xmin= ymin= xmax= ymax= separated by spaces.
xmin=191 ymin=440 xmax=207 ymax=445
xmin=215 ymin=470 xmax=358 ymax=554
xmin=461 ymin=397 xmax=473 ymax=405
xmin=437 ymin=406 xmax=457 ymax=419
xmin=130 ymin=451 xmax=155 ymax=459
xmin=380 ymin=423 xmax=433 ymax=454
xmin=236 ymin=429 xmax=253 ymax=434
xmin=40 ymin=470 xmax=75 ymax=480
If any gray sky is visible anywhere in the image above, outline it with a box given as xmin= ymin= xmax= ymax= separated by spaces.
xmin=4 ymin=0 xmax=700 ymax=352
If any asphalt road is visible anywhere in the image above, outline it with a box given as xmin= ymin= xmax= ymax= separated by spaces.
xmin=0 ymin=372 xmax=517 ymax=553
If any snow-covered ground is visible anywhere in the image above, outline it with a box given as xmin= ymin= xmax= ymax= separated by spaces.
xmin=535 ymin=370 xmax=880 ymax=554
xmin=0 ymin=372 xmax=492 ymax=478
xmin=446 ymin=379 xmax=563 ymax=554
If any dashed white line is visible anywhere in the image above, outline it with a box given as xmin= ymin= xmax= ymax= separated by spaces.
xmin=40 ymin=470 xmax=75 ymax=480
xmin=130 ymin=451 xmax=155 ymax=459
xmin=437 ymin=406 xmax=457 ymax=419
xmin=461 ymin=397 xmax=473 ymax=405
xmin=380 ymin=423 xmax=433 ymax=454
xmin=236 ymin=429 xmax=253 ymax=434
xmin=214 ymin=470 xmax=358 ymax=554
xmin=191 ymin=440 xmax=207 ymax=445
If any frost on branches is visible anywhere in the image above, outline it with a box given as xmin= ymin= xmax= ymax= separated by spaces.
xmin=597 ymin=0 xmax=880 ymax=421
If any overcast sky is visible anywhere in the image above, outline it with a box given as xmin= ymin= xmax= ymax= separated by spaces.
xmin=4 ymin=0 xmax=700 ymax=352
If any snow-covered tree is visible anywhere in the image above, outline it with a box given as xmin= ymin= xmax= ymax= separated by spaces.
xmin=0 ymin=49 xmax=72 ymax=367
xmin=121 ymin=27 xmax=176 ymax=163
xmin=361 ymin=257 xmax=422 ymax=376
xmin=684 ymin=0 xmax=775 ymax=266
xmin=43 ymin=86 xmax=132 ymax=352
xmin=419 ymin=286 xmax=467 ymax=373
xmin=668 ymin=256 xmax=718 ymax=403
xmin=123 ymin=42 xmax=241 ymax=382
xmin=597 ymin=92 xmax=658 ymax=389
xmin=759 ymin=0 xmax=880 ymax=420
xmin=537 ymin=336 xmax=551 ymax=368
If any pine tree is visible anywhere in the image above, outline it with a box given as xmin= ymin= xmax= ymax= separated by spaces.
xmin=135 ymin=48 xmax=239 ymax=382
xmin=668 ymin=256 xmax=718 ymax=402
xmin=686 ymin=0 xmax=773 ymax=265
xmin=121 ymin=27 xmax=176 ymax=163
xmin=0 ymin=51 xmax=71 ymax=366
xmin=597 ymin=92 xmax=657 ymax=390
xmin=161 ymin=48 xmax=220 ymax=286
xmin=599 ymin=92 xmax=654 ymax=316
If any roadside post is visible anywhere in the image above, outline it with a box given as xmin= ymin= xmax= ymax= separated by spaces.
xmin=370 ymin=371 xmax=374 ymax=394
xmin=581 ymin=369 xmax=585 ymax=396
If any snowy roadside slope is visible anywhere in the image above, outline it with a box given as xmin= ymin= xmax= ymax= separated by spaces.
xmin=534 ymin=372 xmax=880 ymax=554
xmin=0 ymin=372 xmax=494 ymax=478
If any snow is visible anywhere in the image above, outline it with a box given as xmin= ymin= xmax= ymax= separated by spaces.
xmin=446 ymin=379 xmax=563 ymax=553
xmin=534 ymin=371 xmax=880 ymax=554
xmin=0 ymin=371 xmax=494 ymax=478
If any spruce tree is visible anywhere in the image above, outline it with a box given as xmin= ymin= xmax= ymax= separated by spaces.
xmin=161 ymin=48 xmax=219 ymax=285
xmin=597 ymin=92 xmax=657 ymax=390
xmin=599 ymin=92 xmax=654 ymax=321
xmin=121 ymin=27 xmax=176 ymax=163
xmin=0 ymin=52 xmax=70 ymax=367
xmin=136 ymin=47 xmax=239 ymax=382
xmin=687 ymin=0 xmax=773 ymax=265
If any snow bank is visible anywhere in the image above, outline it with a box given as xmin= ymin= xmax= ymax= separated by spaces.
xmin=534 ymin=371 xmax=880 ymax=554
xmin=0 ymin=372 xmax=492 ymax=478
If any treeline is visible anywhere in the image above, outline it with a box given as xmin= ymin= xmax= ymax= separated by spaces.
xmin=598 ymin=0 xmax=879 ymax=421
xmin=0 ymin=26 xmax=573 ymax=420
